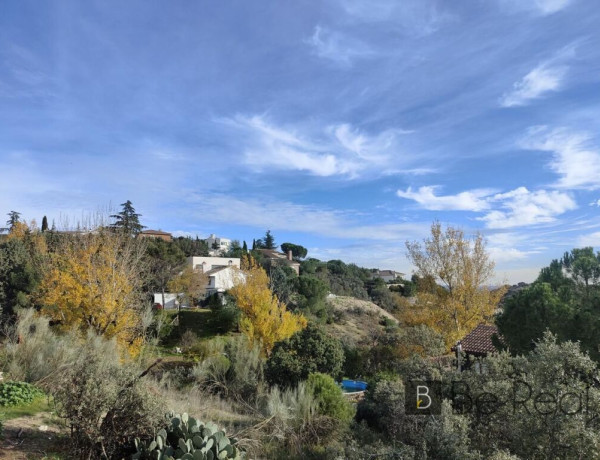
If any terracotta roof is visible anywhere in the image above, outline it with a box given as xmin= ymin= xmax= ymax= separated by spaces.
xmin=453 ymin=324 xmax=501 ymax=355
xmin=257 ymin=249 xmax=284 ymax=258
xmin=141 ymin=229 xmax=172 ymax=235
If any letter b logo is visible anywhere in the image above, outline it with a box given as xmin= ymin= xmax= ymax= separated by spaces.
xmin=417 ymin=385 xmax=432 ymax=409
xmin=406 ymin=380 xmax=441 ymax=415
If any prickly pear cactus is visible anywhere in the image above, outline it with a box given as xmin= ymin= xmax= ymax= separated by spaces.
xmin=131 ymin=413 xmax=244 ymax=460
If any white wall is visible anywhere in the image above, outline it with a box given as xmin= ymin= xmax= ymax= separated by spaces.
xmin=188 ymin=256 xmax=241 ymax=272
xmin=153 ymin=293 xmax=179 ymax=309
xmin=206 ymin=266 xmax=246 ymax=294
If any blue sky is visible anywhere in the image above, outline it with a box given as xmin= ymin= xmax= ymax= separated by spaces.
xmin=1 ymin=0 xmax=600 ymax=283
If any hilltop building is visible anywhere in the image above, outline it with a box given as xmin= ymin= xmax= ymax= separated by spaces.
xmin=205 ymin=234 xmax=231 ymax=256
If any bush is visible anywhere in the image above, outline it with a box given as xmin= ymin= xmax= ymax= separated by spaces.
xmin=3 ymin=309 xmax=80 ymax=383
xmin=306 ymin=373 xmax=354 ymax=423
xmin=180 ymin=329 xmax=199 ymax=351
xmin=52 ymin=332 xmax=163 ymax=459
xmin=0 ymin=381 xmax=44 ymax=406
xmin=265 ymin=325 xmax=344 ymax=388
xmin=209 ymin=303 xmax=240 ymax=334
xmin=193 ymin=335 xmax=266 ymax=402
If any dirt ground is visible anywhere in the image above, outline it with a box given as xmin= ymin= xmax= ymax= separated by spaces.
xmin=0 ymin=412 xmax=68 ymax=460
xmin=326 ymin=295 xmax=399 ymax=346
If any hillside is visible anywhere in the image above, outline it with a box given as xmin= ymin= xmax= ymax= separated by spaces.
xmin=326 ymin=295 xmax=399 ymax=347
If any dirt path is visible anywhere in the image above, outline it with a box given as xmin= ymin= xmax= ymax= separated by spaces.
xmin=0 ymin=412 xmax=68 ymax=459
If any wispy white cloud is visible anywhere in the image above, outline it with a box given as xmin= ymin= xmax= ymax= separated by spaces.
xmin=397 ymin=185 xmax=576 ymax=228
xmin=396 ymin=186 xmax=493 ymax=211
xmin=500 ymin=63 xmax=567 ymax=107
xmin=480 ymin=187 xmax=576 ymax=229
xmin=485 ymin=232 xmax=540 ymax=263
xmin=185 ymin=192 xmax=429 ymax=241
xmin=339 ymin=0 xmax=452 ymax=36
xmin=521 ymin=126 xmax=600 ymax=190
xmin=577 ymin=231 xmax=600 ymax=248
xmin=221 ymin=114 xmax=414 ymax=179
xmin=305 ymin=26 xmax=373 ymax=65
xmin=533 ymin=0 xmax=573 ymax=14
xmin=500 ymin=0 xmax=573 ymax=16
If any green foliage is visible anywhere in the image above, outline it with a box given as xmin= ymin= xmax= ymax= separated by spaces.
xmin=268 ymin=265 xmax=296 ymax=306
xmin=173 ymin=236 xmax=209 ymax=257
xmin=193 ymin=336 xmax=266 ymax=402
xmin=261 ymin=230 xmax=275 ymax=249
xmin=0 ymin=381 xmax=44 ymax=406
xmin=0 ymin=237 xmax=43 ymax=315
xmin=133 ymin=412 xmax=244 ymax=459
xmin=367 ymin=278 xmax=396 ymax=311
xmin=357 ymin=377 xmax=474 ymax=459
xmin=110 ymin=200 xmax=145 ymax=234
xmin=295 ymin=275 xmax=331 ymax=320
xmin=306 ymin=373 xmax=354 ymax=423
xmin=280 ymin=243 xmax=308 ymax=259
xmin=265 ymin=324 xmax=344 ymax=388
xmin=353 ymin=325 xmax=446 ymax=377
xmin=497 ymin=247 xmax=600 ymax=361
xmin=452 ymin=333 xmax=600 ymax=459
xmin=5 ymin=210 xmax=21 ymax=231
xmin=496 ymin=283 xmax=572 ymax=354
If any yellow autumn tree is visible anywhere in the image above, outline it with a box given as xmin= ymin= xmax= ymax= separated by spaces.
xmin=230 ymin=255 xmax=306 ymax=355
xmin=37 ymin=229 xmax=148 ymax=356
xmin=167 ymin=266 xmax=208 ymax=307
xmin=402 ymin=222 xmax=506 ymax=348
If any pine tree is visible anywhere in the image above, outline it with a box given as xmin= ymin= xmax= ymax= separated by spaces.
xmin=264 ymin=230 xmax=275 ymax=249
xmin=5 ymin=211 xmax=21 ymax=231
xmin=41 ymin=216 xmax=49 ymax=232
xmin=252 ymin=239 xmax=256 ymax=250
xmin=110 ymin=200 xmax=145 ymax=235
xmin=242 ymin=240 xmax=248 ymax=253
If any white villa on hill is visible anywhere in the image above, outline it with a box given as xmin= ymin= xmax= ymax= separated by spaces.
xmin=153 ymin=256 xmax=244 ymax=308
xmin=187 ymin=256 xmax=241 ymax=272
xmin=205 ymin=234 xmax=232 ymax=256
xmin=188 ymin=256 xmax=243 ymax=296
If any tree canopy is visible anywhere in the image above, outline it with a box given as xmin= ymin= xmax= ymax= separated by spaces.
xmin=403 ymin=222 xmax=505 ymax=347
xmin=280 ymin=242 xmax=308 ymax=259
xmin=110 ymin=200 xmax=145 ymax=235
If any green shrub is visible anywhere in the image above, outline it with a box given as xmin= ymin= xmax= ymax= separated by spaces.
xmin=0 ymin=381 xmax=44 ymax=406
xmin=306 ymin=373 xmax=354 ymax=423
xmin=265 ymin=325 xmax=344 ymax=388
xmin=133 ymin=412 xmax=244 ymax=459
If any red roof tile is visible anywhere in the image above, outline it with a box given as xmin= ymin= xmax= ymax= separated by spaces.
xmin=454 ymin=324 xmax=501 ymax=355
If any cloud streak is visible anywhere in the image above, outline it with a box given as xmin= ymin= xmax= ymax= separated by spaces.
xmin=221 ymin=114 xmax=413 ymax=179
xmin=396 ymin=186 xmax=493 ymax=211
xmin=186 ymin=192 xmax=429 ymax=241
xmin=500 ymin=63 xmax=567 ymax=107
xmin=397 ymin=185 xmax=576 ymax=229
xmin=305 ymin=26 xmax=374 ymax=65
xmin=521 ymin=126 xmax=600 ymax=190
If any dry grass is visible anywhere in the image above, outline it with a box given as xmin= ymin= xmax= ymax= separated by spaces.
xmin=326 ymin=296 xmax=398 ymax=346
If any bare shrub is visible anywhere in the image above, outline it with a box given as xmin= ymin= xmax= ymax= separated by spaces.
xmin=2 ymin=309 xmax=79 ymax=383
xmin=52 ymin=332 xmax=163 ymax=459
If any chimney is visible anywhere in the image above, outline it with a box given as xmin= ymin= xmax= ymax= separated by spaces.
xmin=287 ymin=250 xmax=293 ymax=261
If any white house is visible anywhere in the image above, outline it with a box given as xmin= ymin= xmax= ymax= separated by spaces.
xmin=205 ymin=265 xmax=246 ymax=296
xmin=371 ymin=270 xmax=403 ymax=283
xmin=153 ymin=292 xmax=181 ymax=309
xmin=205 ymin=234 xmax=232 ymax=256
xmin=188 ymin=256 xmax=241 ymax=273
